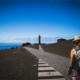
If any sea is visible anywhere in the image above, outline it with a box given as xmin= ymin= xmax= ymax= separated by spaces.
xmin=0 ymin=43 xmax=23 ymax=50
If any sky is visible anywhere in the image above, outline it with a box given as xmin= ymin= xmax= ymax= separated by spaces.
xmin=0 ymin=0 xmax=80 ymax=43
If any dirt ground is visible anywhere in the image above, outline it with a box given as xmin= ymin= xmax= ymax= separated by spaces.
xmin=26 ymin=45 xmax=39 ymax=49
xmin=0 ymin=48 xmax=38 ymax=80
xmin=41 ymin=39 xmax=73 ymax=58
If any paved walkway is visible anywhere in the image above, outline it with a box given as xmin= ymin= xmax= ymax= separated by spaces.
xmin=24 ymin=46 xmax=71 ymax=80
xmin=39 ymin=45 xmax=44 ymax=51
xmin=38 ymin=58 xmax=66 ymax=80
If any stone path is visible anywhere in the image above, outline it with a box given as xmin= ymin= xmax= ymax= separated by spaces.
xmin=24 ymin=46 xmax=70 ymax=80
xmin=39 ymin=45 xmax=44 ymax=51
xmin=38 ymin=59 xmax=66 ymax=80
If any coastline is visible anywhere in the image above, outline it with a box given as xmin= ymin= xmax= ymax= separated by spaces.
xmin=0 ymin=43 xmax=22 ymax=50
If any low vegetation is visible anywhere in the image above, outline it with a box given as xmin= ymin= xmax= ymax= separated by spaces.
xmin=22 ymin=42 xmax=31 ymax=47
xmin=57 ymin=38 xmax=67 ymax=42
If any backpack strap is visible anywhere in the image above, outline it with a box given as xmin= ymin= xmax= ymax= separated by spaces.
xmin=73 ymin=48 xmax=80 ymax=55
xmin=73 ymin=47 xmax=79 ymax=51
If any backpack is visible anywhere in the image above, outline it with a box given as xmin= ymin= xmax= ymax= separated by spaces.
xmin=74 ymin=48 xmax=80 ymax=73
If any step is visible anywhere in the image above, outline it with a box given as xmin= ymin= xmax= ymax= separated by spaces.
xmin=38 ymin=71 xmax=63 ymax=77
xmin=38 ymin=67 xmax=55 ymax=71
xmin=38 ymin=63 xmax=50 ymax=67
xmin=38 ymin=78 xmax=66 ymax=80
xmin=39 ymin=61 xmax=45 ymax=64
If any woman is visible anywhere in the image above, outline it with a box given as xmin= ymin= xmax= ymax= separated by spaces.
xmin=68 ymin=36 xmax=80 ymax=80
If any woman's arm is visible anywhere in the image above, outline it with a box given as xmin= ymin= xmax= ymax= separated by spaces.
xmin=68 ymin=49 xmax=75 ymax=75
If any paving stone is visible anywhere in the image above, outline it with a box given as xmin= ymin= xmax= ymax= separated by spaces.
xmin=38 ymin=71 xmax=62 ymax=77
xmin=38 ymin=63 xmax=50 ymax=67
xmin=38 ymin=78 xmax=66 ymax=80
xmin=38 ymin=67 xmax=55 ymax=71
xmin=39 ymin=59 xmax=42 ymax=61
xmin=39 ymin=61 xmax=45 ymax=63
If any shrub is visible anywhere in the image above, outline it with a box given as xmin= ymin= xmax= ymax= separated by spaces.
xmin=22 ymin=42 xmax=31 ymax=47
xmin=57 ymin=38 xmax=67 ymax=42
xmin=11 ymin=47 xmax=14 ymax=49
xmin=16 ymin=47 xmax=18 ymax=48
xmin=25 ymin=42 xmax=31 ymax=45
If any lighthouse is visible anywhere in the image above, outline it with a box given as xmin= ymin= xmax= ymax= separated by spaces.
xmin=38 ymin=35 xmax=41 ymax=45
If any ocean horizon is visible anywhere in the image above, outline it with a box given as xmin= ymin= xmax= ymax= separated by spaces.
xmin=0 ymin=43 xmax=23 ymax=50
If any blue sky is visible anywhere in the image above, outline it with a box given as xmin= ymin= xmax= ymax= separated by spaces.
xmin=0 ymin=0 xmax=80 ymax=43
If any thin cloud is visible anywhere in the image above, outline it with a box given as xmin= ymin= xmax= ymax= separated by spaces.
xmin=0 ymin=36 xmax=69 ymax=43
xmin=14 ymin=38 xmax=38 ymax=41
